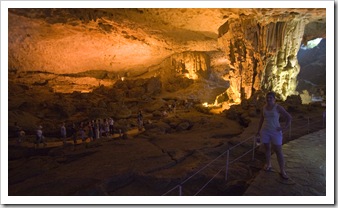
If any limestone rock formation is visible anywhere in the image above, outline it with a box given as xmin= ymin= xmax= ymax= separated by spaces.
xmin=218 ymin=11 xmax=325 ymax=101
xmin=8 ymin=8 xmax=325 ymax=105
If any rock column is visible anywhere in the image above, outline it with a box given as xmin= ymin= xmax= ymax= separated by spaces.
xmin=218 ymin=16 xmax=307 ymax=101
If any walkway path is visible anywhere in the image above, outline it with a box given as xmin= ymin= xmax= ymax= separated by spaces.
xmin=9 ymin=127 xmax=145 ymax=148
xmin=244 ymin=129 xmax=326 ymax=196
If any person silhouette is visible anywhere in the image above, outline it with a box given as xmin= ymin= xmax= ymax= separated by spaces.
xmin=256 ymin=91 xmax=292 ymax=179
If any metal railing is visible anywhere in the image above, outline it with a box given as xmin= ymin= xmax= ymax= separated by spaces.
xmin=162 ymin=113 xmax=326 ymax=196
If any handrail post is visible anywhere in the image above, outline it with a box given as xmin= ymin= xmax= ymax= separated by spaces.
xmin=162 ymin=116 xmax=326 ymax=196
xmin=307 ymin=117 xmax=310 ymax=133
xmin=252 ymin=136 xmax=256 ymax=161
xmin=225 ymin=150 xmax=230 ymax=181
xmin=289 ymin=121 xmax=292 ymax=140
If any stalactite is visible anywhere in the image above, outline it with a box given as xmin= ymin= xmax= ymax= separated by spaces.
xmin=218 ymin=15 xmax=311 ymax=102
xmin=171 ymin=51 xmax=210 ymax=80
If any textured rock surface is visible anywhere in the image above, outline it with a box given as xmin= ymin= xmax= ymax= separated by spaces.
xmin=217 ymin=11 xmax=325 ymax=101
xmin=297 ymin=39 xmax=326 ymax=104
xmin=8 ymin=8 xmax=325 ymax=102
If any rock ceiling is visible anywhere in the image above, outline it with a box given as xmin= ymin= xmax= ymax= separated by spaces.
xmin=8 ymin=8 xmax=326 ymax=103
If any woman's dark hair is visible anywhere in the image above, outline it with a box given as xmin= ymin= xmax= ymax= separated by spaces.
xmin=266 ymin=91 xmax=276 ymax=99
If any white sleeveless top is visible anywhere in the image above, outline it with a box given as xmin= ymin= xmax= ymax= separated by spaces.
xmin=262 ymin=104 xmax=280 ymax=131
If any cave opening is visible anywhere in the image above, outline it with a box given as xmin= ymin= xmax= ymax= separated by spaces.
xmin=296 ymin=38 xmax=326 ymax=104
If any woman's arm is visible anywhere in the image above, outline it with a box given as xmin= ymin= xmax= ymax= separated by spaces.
xmin=256 ymin=109 xmax=264 ymax=136
xmin=277 ymin=104 xmax=292 ymax=131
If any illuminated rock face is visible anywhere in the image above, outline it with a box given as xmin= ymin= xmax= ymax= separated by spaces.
xmin=218 ymin=16 xmax=325 ymax=101
xmin=171 ymin=51 xmax=210 ymax=80
xmin=8 ymin=8 xmax=326 ymax=102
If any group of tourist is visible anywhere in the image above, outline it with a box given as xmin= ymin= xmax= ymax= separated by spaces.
xmin=14 ymin=100 xmax=181 ymax=148
xmin=13 ymin=117 xmax=118 ymax=148
xmin=61 ymin=117 xmax=117 ymax=146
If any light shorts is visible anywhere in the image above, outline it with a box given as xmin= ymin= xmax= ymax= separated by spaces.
xmin=260 ymin=129 xmax=283 ymax=145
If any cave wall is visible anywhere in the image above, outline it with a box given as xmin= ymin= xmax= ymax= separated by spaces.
xmin=218 ymin=16 xmax=312 ymax=101
xmin=8 ymin=8 xmax=326 ymax=103
xmin=8 ymin=9 xmax=172 ymax=74
xmin=170 ymin=51 xmax=210 ymax=80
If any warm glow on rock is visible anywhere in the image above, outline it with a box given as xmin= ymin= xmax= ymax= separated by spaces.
xmin=183 ymin=70 xmax=199 ymax=80
xmin=202 ymin=92 xmax=233 ymax=114
xmin=209 ymin=102 xmax=231 ymax=114
xmin=7 ymin=8 xmax=326 ymax=100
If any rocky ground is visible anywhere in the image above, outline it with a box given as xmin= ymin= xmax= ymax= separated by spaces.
xmin=7 ymin=73 xmax=325 ymax=196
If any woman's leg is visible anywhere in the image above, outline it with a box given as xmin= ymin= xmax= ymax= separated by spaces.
xmin=264 ymin=143 xmax=272 ymax=168
xmin=273 ymin=144 xmax=288 ymax=177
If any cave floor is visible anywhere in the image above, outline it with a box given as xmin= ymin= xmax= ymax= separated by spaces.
xmin=7 ymin=112 xmax=327 ymax=198
xmin=244 ymin=129 xmax=326 ymax=196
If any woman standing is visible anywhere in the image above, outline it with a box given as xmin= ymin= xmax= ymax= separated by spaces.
xmin=256 ymin=92 xmax=292 ymax=179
